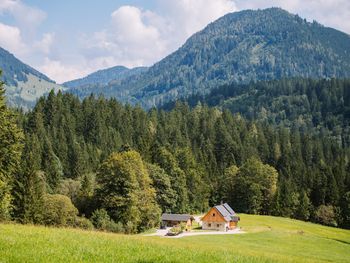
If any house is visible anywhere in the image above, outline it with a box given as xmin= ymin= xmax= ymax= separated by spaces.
xmin=201 ymin=203 xmax=240 ymax=231
xmin=161 ymin=213 xmax=194 ymax=230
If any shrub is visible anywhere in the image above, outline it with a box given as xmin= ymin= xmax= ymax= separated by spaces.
xmin=315 ymin=205 xmax=337 ymax=227
xmin=91 ymin=209 xmax=111 ymax=230
xmin=42 ymin=194 xmax=78 ymax=227
xmin=124 ymin=221 xmax=135 ymax=234
xmin=73 ymin=217 xmax=94 ymax=230
xmin=90 ymin=209 xmax=124 ymax=233
xmin=107 ymin=221 xmax=124 ymax=233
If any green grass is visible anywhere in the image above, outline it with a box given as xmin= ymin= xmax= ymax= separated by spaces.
xmin=0 ymin=214 xmax=349 ymax=263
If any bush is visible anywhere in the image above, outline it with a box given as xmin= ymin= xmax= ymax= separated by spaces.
xmin=315 ymin=205 xmax=337 ymax=227
xmin=106 ymin=221 xmax=124 ymax=233
xmin=90 ymin=209 xmax=124 ymax=233
xmin=42 ymin=194 xmax=78 ymax=227
xmin=124 ymin=221 xmax=135 ymax=234
xmin=73 ymin=217 xmax=94 ymax=230
xmin=91 ymin=209 xmax=111 ymax=230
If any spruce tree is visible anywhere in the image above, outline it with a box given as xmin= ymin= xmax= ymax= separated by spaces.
xmin=0 ymin=73 xmax=24 ymax=220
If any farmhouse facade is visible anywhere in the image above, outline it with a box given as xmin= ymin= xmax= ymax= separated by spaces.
xmin=201 ymin=203 xmax=240 ymax=231
xmin=161 ymin=213 xmax=194 ymax=229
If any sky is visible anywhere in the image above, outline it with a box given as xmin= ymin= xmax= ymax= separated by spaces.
xmin=0 ymin=0 xmax=349 ymax=83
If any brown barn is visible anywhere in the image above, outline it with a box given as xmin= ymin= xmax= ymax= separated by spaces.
xmin=201 ymin=203 xmax=240 ymax=231
xmin=161 ymin=213 xmax=194 ymax=229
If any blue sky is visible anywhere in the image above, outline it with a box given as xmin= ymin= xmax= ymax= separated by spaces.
xmin=0 ymin=0 xmax=349 ymax=83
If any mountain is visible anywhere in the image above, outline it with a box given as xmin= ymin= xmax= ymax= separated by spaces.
xmin=69 ymin=8 xmax=350 ymax=108
xmin=63 ymin=65 xmax=147 ymax=89
xmin=0 ymin=47 xmax=64 ymax=110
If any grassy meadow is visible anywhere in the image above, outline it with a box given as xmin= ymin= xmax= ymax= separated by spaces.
xmin=0 ymin=214 xmax=349 ymax=263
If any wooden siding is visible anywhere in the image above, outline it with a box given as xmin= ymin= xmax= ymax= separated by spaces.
xmin=201 ymin=207 xmax=226 ymax=223
xmin=229 ymin=221 xmax=237 ymax=228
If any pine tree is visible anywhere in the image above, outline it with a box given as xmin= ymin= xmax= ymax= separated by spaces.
xmin=296 ymin=191 xmax=311 ymax=221
xmin=0 ymin=73 xmax=24 ymax=220
xmin=12 ymin=134 xmax=45 ymax=223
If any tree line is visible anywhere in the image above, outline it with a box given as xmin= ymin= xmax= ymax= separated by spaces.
xmin=0 ymin=77 xmax=349 ymax=232
xmin=163 ymin=78 xmax=350 ymax=147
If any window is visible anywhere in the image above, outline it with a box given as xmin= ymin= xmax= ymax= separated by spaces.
xmin=208 ymin=223 xmax=211 ymax=227
xmin=212 ymin=213 xmax=215 ymax=216
xmin=217 ymin=224 xmax=220 ymax=228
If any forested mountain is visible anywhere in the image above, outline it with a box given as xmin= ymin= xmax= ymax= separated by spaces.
xmin=63 ymin=66 xmax=147 ymax=88
xmin=69 ymin=8 xmax=350 ymax=108
xmin=0 ymin=48 xmax=64 ymax=110
xmin=163 ymin=78 xmax=350 ymax=147
xmin=8 ymin=90 xmax=348 ymax=231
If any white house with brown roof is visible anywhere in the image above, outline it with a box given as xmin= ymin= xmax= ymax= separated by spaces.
xmin=201 ymin=203 xmax=240 ymax=231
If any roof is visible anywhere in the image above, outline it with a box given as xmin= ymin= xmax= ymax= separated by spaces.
xmin=161 ymin=213 xmax=194 ymax=222
xmin=214 ymin=203 xmax=240 ymax=222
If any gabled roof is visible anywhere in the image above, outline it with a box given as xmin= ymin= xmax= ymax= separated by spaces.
xmin=161 ymin=213 xmax=194 ymax=222
xmin=214 ymin=203 xmax=240 ymax=222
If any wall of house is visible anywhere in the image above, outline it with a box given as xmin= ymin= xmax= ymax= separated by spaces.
xmin=202 ymin=221 xmax=229 ymax=231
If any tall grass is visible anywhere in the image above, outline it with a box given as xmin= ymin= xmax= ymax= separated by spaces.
xmin=0 ymin=214 xmax=349 ymax=263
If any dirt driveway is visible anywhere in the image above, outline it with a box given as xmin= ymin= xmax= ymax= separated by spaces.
xmin=145 ymin=227 xmax=244 ymax=238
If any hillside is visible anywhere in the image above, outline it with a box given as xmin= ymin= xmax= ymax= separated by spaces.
xmin=63 ymin=66 xmax=147 ymax=89
xmin=1 ymin=214 xmax=349 ymax=262
xmin=69 ymin=8 xmax=350 ymax=108
xmin=163 ymin=78 xmax=350 ymax=146
xmin=0 ymin=47 xmax=64 ymax=110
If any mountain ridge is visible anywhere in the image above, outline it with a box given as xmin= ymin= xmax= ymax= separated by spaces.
xmin=63 ymin=65 xmax=148 ymax=89
xmin=0 ymin=47 xmax=64 ymax=110
xmin=69 ymin=7 xmax=350 ymax=108
xmin=1 ymin=7 xmax=350 ymax=109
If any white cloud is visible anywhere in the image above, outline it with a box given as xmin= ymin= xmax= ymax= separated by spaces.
xmin=160 ymin=0 xmax=237 ymax=39
xmin=38 ymin=58 xmax=90 ymax=84
xmin=0 ymin=0 xmax=56 ymax=77
xmin=0 ymin=0 xmax=46 ymax=39
xmin=0 ymin=22 xmax=26 ymax=55
xmin=34 ymin=33 xmax=55 ymax=55
xmin=79 ymin=0 xmax=237 ymax=80
xmin=82 ymin=5 xmax=167 ymax=70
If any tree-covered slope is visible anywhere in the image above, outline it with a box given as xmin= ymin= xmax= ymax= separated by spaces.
xmin=17 ymin=91 xmax=350 ymax=228
xmin=163 ymin=78 xmax=350 ymax=147
xmin=63 ymin=66 xmax=147 ymax=89
xmin=70 ymin=8 xmax=350 ymax=108
xmin=0 ymin=47 xmax=64 ymax=110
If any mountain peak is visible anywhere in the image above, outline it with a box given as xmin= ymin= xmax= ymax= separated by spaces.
xmin=68 ymin=8 xmax=350 ymax=108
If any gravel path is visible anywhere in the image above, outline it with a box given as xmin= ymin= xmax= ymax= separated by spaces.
xmin=145 ymin=227 xmax=244 ymax=238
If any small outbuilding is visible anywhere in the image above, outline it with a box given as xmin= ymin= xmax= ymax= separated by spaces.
xmin=161 ymin=213 xmax=194 ymax=229
xmin=201 ymin=203 xmax=240 ymax=231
